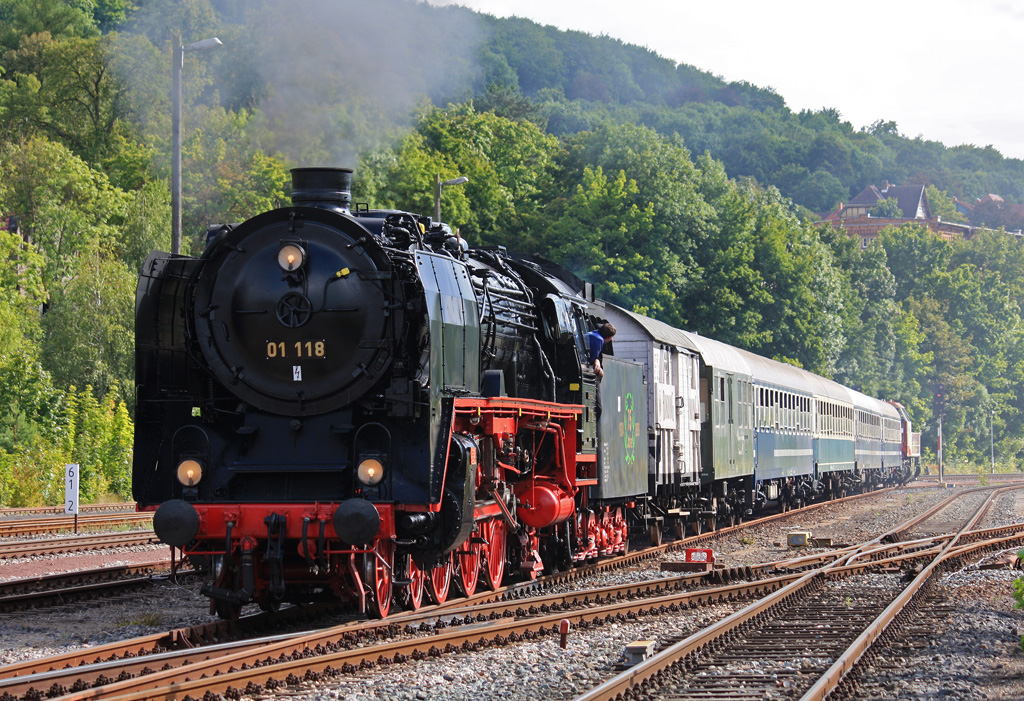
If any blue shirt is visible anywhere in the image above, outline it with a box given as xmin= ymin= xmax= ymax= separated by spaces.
xmin=586 ymin=329 xmax=605 ymax=364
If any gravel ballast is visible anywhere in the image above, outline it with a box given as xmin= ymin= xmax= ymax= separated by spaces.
xmin=1 ymin=484 xmax=1022 ymax=700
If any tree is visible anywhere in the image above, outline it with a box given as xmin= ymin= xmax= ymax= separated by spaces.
xmin=0 ymin=0 xmax=97 ymax=54
xmin=551 ymin=123 xmax=713 ymax=326
xmin=0 ymin=349 xmax=65 ymax=450
xmin=789 ymin=169 xmax=847 ymax=212
xmin=40 ymin=241 xmax=136 ymax=401
xmin=119 ymin=180 xmax=170 ymax=270
xmin=879 ymin=224 xmax=953 ymax=302
xmin=539 ymin=165 xmax=659 ymax=312
xmin=356 ymin=103 xmax=559 ymax=244
xmin=698 ymin=181 xmax=846 ymax=373
xmin=832 ymin=240 xmax=900 ymax=394
xmin=65 ymin=384 xmax=133 ymax=500
xmin=1 ymin=32 xmax=130 ymax=164
xmin=871 ymin=197 xmax=903 ymax=218
xmin=926 ymin=184 xmax=965 ymax=223
xmin=0 ymin=138 xmax=131 ymax=290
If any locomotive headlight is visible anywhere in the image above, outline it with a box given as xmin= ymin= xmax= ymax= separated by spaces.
xmin=176 ymin=459 xmax=203 ymax=487
xmin=277 ymin=244 xmax=306 ymax=272
xmin=357 ymin=457 xmax=385 ymax=487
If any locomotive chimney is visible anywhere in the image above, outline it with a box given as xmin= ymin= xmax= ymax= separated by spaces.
xmin=290 ymin=167 xmax=352 ymax=212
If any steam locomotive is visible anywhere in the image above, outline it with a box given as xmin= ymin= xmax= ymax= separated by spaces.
xmin=134 ymin=167 xmax=920 ymax=618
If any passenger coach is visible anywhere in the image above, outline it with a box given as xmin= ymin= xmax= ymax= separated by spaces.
xmin=598 ymin=304 xmax=910 ymax=536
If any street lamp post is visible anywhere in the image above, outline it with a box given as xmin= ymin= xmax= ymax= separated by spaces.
xmin=172 ymin=35 xmax=222 ymax=255
xmin=434 ymin=174 xmax=469 ymax=224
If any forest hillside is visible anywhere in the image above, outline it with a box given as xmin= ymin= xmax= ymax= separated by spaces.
xmin=1 ymin=0 xmax=1022 ymax=504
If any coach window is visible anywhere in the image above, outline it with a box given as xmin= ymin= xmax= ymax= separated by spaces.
xmin=699 ymin=377 xmax=709 ymax=423
xmin=720 ymin=376 xmax=729 ymax=425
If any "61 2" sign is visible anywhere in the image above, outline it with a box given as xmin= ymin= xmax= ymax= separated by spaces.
xmin=64 ymin=463 xmax=79 ymax=515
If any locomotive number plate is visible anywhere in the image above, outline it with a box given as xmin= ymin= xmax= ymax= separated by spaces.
xmin=266 ymin=340 xmax=326 ymax=359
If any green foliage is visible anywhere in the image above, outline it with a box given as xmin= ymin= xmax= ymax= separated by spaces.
xmin=541 ymin=164 xmax=658 ymax=309
xmin=926 ymin=185 xmax=965 ymax=223
xmin=0 ymin=442 xmax=66 ymax=507
xmin=0 ymin=137 xmax=132 ymax=288
xmin=546 ymin=122 xmax=710 ymax=326
xmin=0 ymin=383 xmax=133 ymax=507
xmin=40 ymin=241 xmax=136 ymax=401
xmin=0 ymin=0 xmax=98 ymax=53
xmin=0 ymin=32 xmax=131 ymax=164
xmin=356 ymin=103 xmax=559 ymax=243
xmin=871 ymin=197 xmax=903 ymax=218
xmin=5 ymin=0 xmax=1024 ymax=502
xmin=0 ymin=349 xmax=66 ymax=451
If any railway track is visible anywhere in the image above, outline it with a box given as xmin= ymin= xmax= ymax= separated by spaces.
xmin=0 ymin=513 xmax=152 ymax=538
xmin=916 ymin=472 xmax=1024 ymax=483
xmin=0 ymin=531 xmax=160 ymax=559
xmin=0 ymin=504 xmax=135 ymax=518
xmin=2 ymin=525 xmax=1015 ymax=701
xmin=577 ymin=484 xmax=1024 ymax=701
xmin=0 ymin=559 xmax=182 ymax=611
xmin=0 ymin=530 xmax=981 ymax=701
xmin=2 ymin=485 xmax=1018 ymax=701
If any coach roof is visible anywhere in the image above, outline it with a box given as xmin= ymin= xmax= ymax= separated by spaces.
xmin=607 ymin=305 xmax=898 ymax=418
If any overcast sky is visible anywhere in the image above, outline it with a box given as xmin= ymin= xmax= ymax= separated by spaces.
xmin=426 ymin=0 xmax=1024 ymax=160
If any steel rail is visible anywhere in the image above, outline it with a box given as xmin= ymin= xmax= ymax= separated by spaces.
xmin=29 ymin=574 xmax=818 ymax=701
xmin=0 ymin=504 xmax=135 ymax=518
xmin=0 ymin=532 xmax=160 ymax=559
xmin=6 ymin=523 xmax=1022 ymax=701
xmin=0 ymin=560 xmax=182 ymax=611
xmin=573 ymin=486 xmax=1024 ymax=701
xmin=0 ymin=485 xmax=964 ymax=700
xmin=800 ymin=484 xmax=1017 ymax=699
xmin=0 ymin=514 xmax=153 ymax=538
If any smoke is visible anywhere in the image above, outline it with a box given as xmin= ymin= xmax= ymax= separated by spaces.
xmin=237 ymin=0 xmax=489 ymax=166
